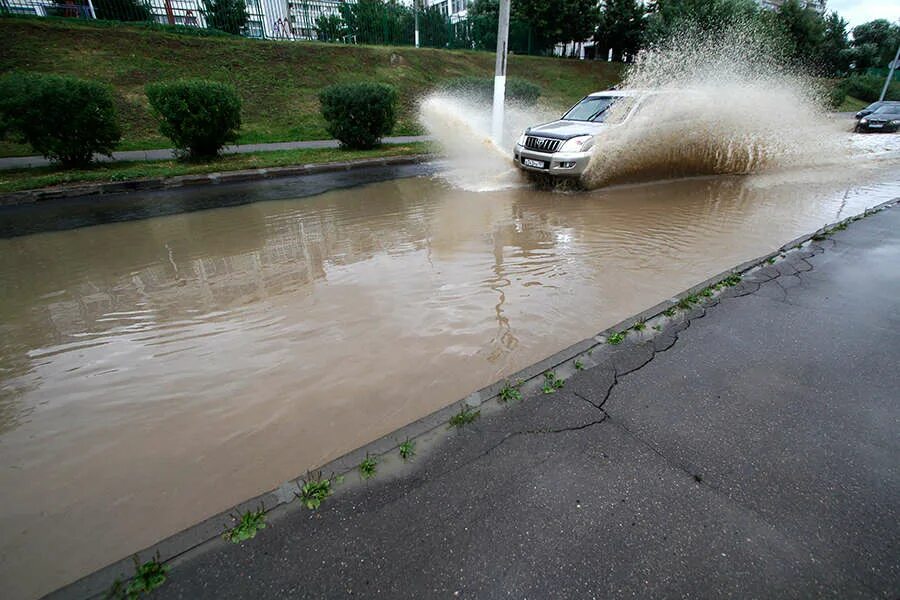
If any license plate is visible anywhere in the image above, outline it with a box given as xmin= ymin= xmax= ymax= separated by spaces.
xmin=523 ymin=158 xmax=546 ymax=168
xmin=869 ymin=123 xmax=883 ymax=128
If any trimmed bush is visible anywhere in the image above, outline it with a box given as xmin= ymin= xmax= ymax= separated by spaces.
xmin=437 ymin=76 xmax=542 ymax=106
xmin=319 ymin=82 xmax=397 ymax=149
xmin=0 ymin=73 xmax=121 ymax=168
xmin=146 ymin=79 xmax=242 ymax=159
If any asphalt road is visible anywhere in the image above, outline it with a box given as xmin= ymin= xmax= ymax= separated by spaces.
xmin=153 ymin=205 xmax=900 ymax=599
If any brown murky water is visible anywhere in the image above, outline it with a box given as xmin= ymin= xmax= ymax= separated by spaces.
xmin=1 ymin=158 xmax=899 ymax=598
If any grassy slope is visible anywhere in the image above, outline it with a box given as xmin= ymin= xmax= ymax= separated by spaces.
xmin=0 ymin=18 xmax=622 ymax=157
xmin=838 ymin=95 xmax=868 ymax=112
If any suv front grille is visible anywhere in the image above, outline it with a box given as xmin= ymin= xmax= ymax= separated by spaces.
xmin=524 ymin=136 xmax=561 ymax=153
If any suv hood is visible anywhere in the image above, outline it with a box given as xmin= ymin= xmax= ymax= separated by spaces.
xmin=525 ymin=119 xmax=608 ymax=139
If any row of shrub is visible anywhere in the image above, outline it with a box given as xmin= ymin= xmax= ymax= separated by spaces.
xmin=0 ymin=74 xmax=247 ymax=167
xmin=829 ymin=74 xmax=900 ymax=108
xmin=0 ymin=73 xmax=542 ymax=168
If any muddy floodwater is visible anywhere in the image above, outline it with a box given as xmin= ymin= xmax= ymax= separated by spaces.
xmin=2 ymin=154 xmax=899 ymax=598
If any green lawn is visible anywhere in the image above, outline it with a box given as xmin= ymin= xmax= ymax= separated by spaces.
xmin=0 ymin=143 xmax=433 ymax=193
xmin=0 ymin=17 xmax=622 ymax=157
xmin=837 ymin=95 xmax=869 ymax=112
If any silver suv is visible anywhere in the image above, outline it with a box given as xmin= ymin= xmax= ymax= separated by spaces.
xmin=514 ymin=90 xmax=648 ymax=178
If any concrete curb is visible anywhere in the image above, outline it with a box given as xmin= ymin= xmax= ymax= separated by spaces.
xmin=44 ymin=197 xmax=900 ymax=600
xmin=0 ymin=155 xmax=433 ymax=207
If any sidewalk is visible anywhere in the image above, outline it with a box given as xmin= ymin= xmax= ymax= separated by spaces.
xmin=0 ymin=136 xmax=433 ymax=171
xmin=53 ymin=203 xmax=900 ymax=599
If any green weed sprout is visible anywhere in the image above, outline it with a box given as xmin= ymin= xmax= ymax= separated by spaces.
xmin=359 ymin=454 xmax=378 ymax=479
xmin=449 ymin=405 xmax=480 ymax=428
xmin=297 ymin=472 xmax=332 ymax=510
xmin=607 ymin=331 xmax=626 ymax=345
xmin=399 ymin=438 xmax=416 ymax=460
xmin=498 ymin=381 xmax=522 ymax=403
xmin=542 ymin=371 xmax=565 ymax=394
xmin=223 ymin=507 xmax=266 ymax=543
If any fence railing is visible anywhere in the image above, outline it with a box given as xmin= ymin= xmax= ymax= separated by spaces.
xmin=1 ymin=0 xmax=554 ymax=54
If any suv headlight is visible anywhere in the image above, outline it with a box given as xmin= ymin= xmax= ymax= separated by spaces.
xmin=559 ymin=135 xmax=595 ymax=153
xmin=891 ymin=120 xmax=900 ymax=125
xmin=516 ymin=133 xmax=527 ymax=147
xmin=860 ymin=118 xmax=868 ymax=124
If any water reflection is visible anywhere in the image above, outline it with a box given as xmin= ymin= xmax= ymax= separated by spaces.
xmin=1 ymin=166 xmax=898 ymax=599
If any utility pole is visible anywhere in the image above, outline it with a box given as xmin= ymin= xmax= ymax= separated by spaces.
xmin=878 ymin=42 xmax=900 ymax=102
xmin=414 ymin=0 xmax=420 ymax=48
xmin=491 ymin=0 xmax=511 ymax=145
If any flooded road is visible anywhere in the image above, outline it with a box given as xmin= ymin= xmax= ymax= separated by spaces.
xmin=1 ymin=153 xmax=899 ymax=598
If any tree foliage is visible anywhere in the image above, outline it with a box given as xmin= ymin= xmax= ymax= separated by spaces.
xmin=201 ymin=0 xmax=248 ymax=35
xmin=595 ymin=0 xmax=645 ymax=61
xmin=338 ymin=0 xmax=414 ymax=46
xmin=644 ymin=0 xmax=762 ymax=44
xmin=92 ymin=0 xmax=152 ymax=22
xmin=849 ymin=19 xmax=900 ymax=71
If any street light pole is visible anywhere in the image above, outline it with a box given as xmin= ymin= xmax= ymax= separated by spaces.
xmin=414 ymin=0 xmax=420 ymax=48
xmin=878 ymin=42 xmax=900 ymax=102
xmin=491 ymin=0 xmax=511 ymax=145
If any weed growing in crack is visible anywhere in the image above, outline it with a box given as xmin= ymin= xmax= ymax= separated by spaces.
xmin=542 ymin=371 xmax=565 ymax=393
xmin=677 ymin=295 xmax=698 ymax=310
xmin=449 ymin=405 xmax=480 ymax=428
xmin=223 ymin=506 xmax=266 ymax=543
xmin=811 ymin=233 xmax=827 ymax=241
xmin=607 ymin=331 xmax=626 ymax=345
xmin=399 ymin=438 xmax=416 ymax=461
xmin=110 ymin=553 xmax=169 ymax=599
xmin=721 ymin=274 xmax=742 ymax=287
xmin=652 ymin=325 xmax=661 ymax=331
xmin=574 ymin=359 xmax=585 ymax=371
xmin=832 ymin=222 xmax=848 ymax=231
xmin=767 ymin=257 xmax=776 ymax=264
xmin=498 ymin=381 xmax=522 ymax=403
xmin=359 ymin=453 xmax=378 ymax=479
xmin=700 ymin=287 xmax=714 ymax=298
xmin=663 ymin=307 xmax=677 ymax=318
xmin=632 ymin=320 xmax=646 ymax=332
xmin=297 ymin=472 xmax=332 ymax=510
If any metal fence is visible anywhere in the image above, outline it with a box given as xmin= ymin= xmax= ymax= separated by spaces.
xmin=0 ymin=0 xmax=548 ymax=53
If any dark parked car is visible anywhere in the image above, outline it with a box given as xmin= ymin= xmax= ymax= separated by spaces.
xmin=855 ymin=104 xmax=900 ymax=133
xmin=854 ymin=100 xmax=900 ymax=120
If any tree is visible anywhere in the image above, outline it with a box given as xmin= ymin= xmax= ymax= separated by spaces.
xmin=850 ymin=19 xmax=900 ymax=70
xmin=316 ymin=14 xmax=346 ymax=42
xmin=92 ymin=0 xmax=152 ymax=21
xmin=512 ymin=0 xmax=599 ymax=54
xmin=595 ymin=0 xmax=645 ymax=61
xmin=820 ymin=12 xmax=851 ymax=75
xmin=468 ymin=0 xmax=499 ymax=50
xmin=201 ymin=0 xmax=248 ymax=35
xmin=338 ymin=0 xmax=414 ymax=46
xmin=772 ymin=0 xmax=826 ymax=70
xmin=644 ymin=0 xmax=762 ymax=43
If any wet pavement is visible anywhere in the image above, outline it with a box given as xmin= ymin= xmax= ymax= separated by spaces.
xmin=3 ymin=158 xmax=900 ymax=599
xmin=150 ymin=204 xmax=900 ymax=599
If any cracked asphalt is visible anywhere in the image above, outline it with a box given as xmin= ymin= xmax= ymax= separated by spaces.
xmin=155 ymin=205 xmax=900 ymax=599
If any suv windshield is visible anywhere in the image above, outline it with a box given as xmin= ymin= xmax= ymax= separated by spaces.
xmin=563 ymin=96 xmax=631 ymax=122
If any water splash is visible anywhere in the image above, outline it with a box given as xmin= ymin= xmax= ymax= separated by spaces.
xmin=582 ymin=23 xmax=845 ymax=187
xmin=418 ymin=94 xmax=555 ymax=191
